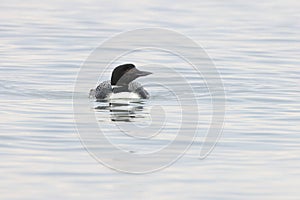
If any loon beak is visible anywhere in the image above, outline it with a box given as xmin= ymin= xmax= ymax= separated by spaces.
xmin=135 ymin=69 xmax=152 ymax=77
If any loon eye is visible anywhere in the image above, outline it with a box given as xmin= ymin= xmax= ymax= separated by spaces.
xmin=125 ymin=68 xmax=131 ymax=73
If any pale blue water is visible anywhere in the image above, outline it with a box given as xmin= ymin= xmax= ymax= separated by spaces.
xmin=0 ymin=0 xmax=300 ymax=199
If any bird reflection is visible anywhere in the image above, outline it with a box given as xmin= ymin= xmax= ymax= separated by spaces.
xmin=93 ymin=98 xmax=149 ymax=122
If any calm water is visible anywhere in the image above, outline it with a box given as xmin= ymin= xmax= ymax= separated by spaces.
xmin=1 ymin=0 xmax=300 ymax=199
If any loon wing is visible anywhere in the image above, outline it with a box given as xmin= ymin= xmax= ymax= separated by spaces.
xmin=128 ymin=81 xmax=150 ymax=99
xmin=91 ymin=80 xmax=113 ymax=99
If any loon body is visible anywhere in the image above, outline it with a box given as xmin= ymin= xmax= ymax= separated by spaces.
xmin=90 ymin=64 xmax=152 ymax=99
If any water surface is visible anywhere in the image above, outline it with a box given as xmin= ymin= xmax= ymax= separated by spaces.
xmin=0 ymin=0 xmax=299 ymax=199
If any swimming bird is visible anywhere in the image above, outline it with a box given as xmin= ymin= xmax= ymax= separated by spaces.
xmin=89 ymin=64 xmax=152 ymax=99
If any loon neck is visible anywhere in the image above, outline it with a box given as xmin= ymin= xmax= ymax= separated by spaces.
xmin=112 ymin=84 xmax=129 ymax=93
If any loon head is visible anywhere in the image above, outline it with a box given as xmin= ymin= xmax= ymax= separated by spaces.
xmin=111 ymin=64 xmax=152 ymax=86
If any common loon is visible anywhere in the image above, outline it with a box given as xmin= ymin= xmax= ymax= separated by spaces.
xmin=89 ymin=64 xmax=152 ymax=99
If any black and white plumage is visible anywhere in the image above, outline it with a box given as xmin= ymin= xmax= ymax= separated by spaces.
xmin=89 ymin=64 xmax=152 ymax=99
